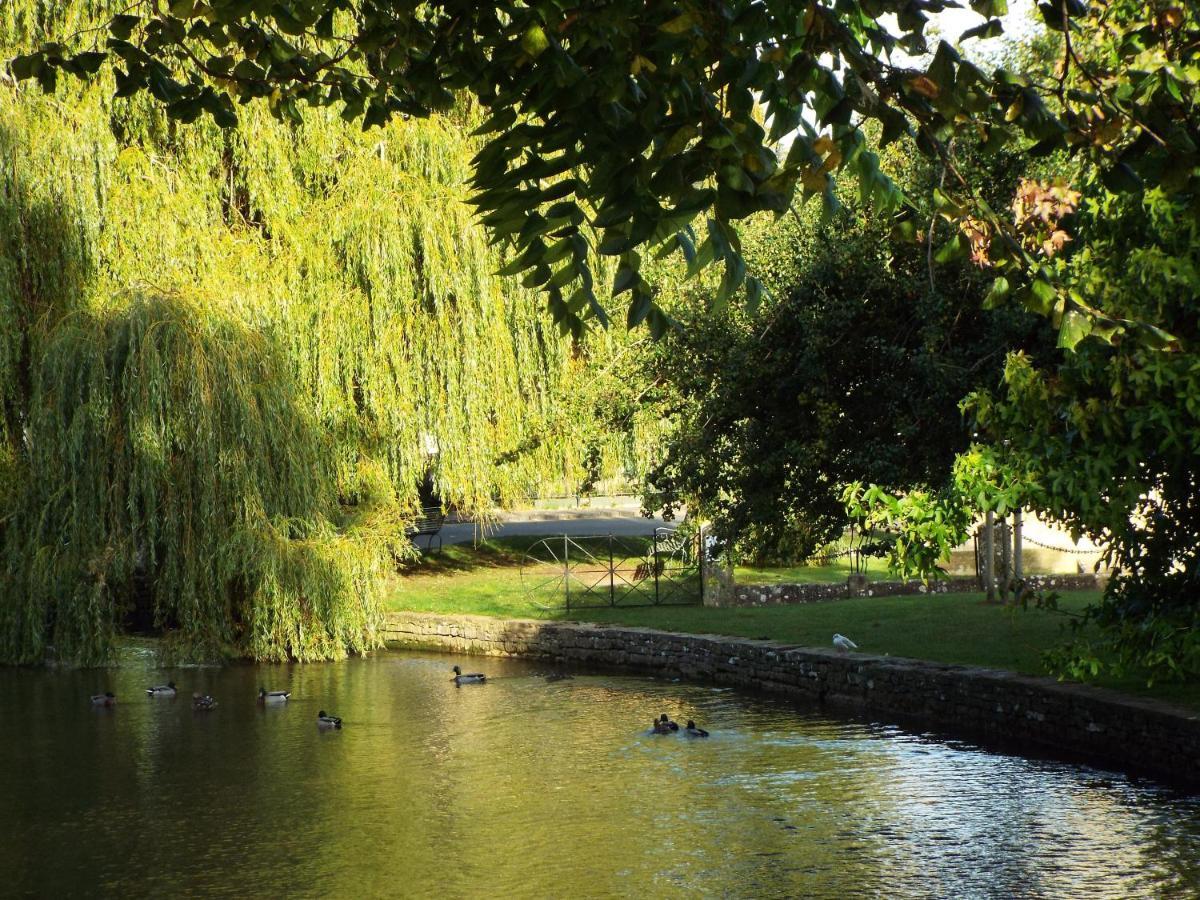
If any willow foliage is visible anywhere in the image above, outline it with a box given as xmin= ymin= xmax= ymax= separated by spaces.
xmin=0 ymin=2 xmax=649 ymax=664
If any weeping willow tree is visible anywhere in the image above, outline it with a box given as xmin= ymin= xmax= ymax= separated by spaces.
xmin=0 ymin=2 xmax=654 ymax=664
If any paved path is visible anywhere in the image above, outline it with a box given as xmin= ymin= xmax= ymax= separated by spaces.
xmin=441 ymin=514 xmax=673 ymax=546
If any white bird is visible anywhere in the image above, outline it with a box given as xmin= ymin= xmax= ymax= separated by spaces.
xmin=832 ymin=634 xmax=858 ymax=653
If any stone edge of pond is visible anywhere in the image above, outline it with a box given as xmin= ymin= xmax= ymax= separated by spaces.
xmin=383 ymin=611 xmax=1200 ymax=789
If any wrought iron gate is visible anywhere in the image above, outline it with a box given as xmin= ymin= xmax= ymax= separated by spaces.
xmin=520 ymin=529 xmax=703 ymax=610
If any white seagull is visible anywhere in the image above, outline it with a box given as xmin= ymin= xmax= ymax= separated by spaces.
xmin=832 ymin=633 xmax=858 ymax=653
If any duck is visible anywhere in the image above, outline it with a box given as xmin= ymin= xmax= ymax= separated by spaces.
xmin=146 ymin=681 xmax=177 ymax=696
xmin=651 ymin=718 xmax=673 ymax=735
xmin=192 ymin=693 xmax=218 ymax=711
xmin=685 ymin=720 xmax=710 ymax=738
xmin=658 ymin=713 xmax=679 ymax=732
xmin=452 ymin=665 xmax=486 ymax=685
xmin=317 ymin=710 xmax=342 ymax=729
xmin=90 ymin=692 xmax=116 ymax=707
xmin=258 ymin=687 xmax=291 ymax=703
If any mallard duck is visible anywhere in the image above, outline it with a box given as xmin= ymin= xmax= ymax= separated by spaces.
xmin=192 ymin=693 xmax=218 ymax=711
xmin=659 ymin=713 xmax=679 ymax=732
xmin=90 ymin=692 xmax=116 ymax=707
xmin=146 ymin=681 xmax=177 ymax=696
xmin=258 ymin=687 xmax=291 ymax=703
xmin=317 ymin=710 xmax=342 ymax=729
xmin=651 ymin=718 xmax=673 ymax=735
xmin=452 ymin=665 xmax=486 ymax=685
xmin=685 ymin=720 xmax=709 ymax=738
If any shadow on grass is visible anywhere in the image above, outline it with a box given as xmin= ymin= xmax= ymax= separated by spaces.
xmin=398 ymin=534 xmax=656 ymax=578
xmin=398 ymin=540 xmax=528 ymax=577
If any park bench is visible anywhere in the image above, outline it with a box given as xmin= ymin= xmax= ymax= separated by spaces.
xmin=407 ymin=506 xmax=446 ymax=552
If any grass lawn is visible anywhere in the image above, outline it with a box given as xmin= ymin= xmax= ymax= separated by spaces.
xmin=386 ymin=536 xmax=1200 ymax=710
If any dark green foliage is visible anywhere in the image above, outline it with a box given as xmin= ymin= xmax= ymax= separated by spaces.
xmin=969 ymin=185 xmax=1200 ymax=682
xmin=9 ymin=0 xmax=1192 ymax=346
xmin=643 ymin=146 xmax=1052 ymax=563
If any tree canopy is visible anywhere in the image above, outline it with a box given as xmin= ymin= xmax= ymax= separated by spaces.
xmin=0 ymin=2 xmax=655 ymax=664
xmin=642 ymin=136 xmax=1054 ymax=563
xmin=10 ymin=0 xmax=1198 ymax=345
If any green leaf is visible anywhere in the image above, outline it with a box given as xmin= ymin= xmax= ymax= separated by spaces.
xmin=933 ymin=232 xmax=967 ymax=263
xmin=969 ymin=0 xmax=1008 ymax=16
xmin=9 ymin=53 xmax=42 ymax=80
xmin=613 ymin=265 xmax=638 ymax=297
xmin=1057 ymin=308 xmax=1091 ymax=350
xmin=891 ymin=219 xmax=919 ymax=242
xmin=109 ymin=14 xmax=140 ymax=40
xmin=626 ymin=290 xmax=652 ymax=327
xmin=982 ymin=276 xmax=1010 ymax=309
xmin=1026 ymin=277 xmax=1058 ymax=316
xmin=744 ymin=276 xmax=763 ymax=313
xmin=1101 ymin=162 xmax=1143 ymax=194
xmin=659 ymin=12 xmax=696 ymax=34
xmin=272 ymin=5 xmax=306 ymax=35
xmin=520 ymin=24 xmax=550 ymax=58
xmin=71 ymin=52 xmax=107 ymax=75
xmin=232 ymin=59 xmax=265 ymax=81
xmin=960 ymin=19 xmax=1003 ymax=41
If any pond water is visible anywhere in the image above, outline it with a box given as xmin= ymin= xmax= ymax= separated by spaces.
xmin=2 ymin=650 xmax=1198 ymax=897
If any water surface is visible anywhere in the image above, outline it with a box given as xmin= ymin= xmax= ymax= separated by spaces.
xmin=2 ymin=651 xmax=1198 ymax=897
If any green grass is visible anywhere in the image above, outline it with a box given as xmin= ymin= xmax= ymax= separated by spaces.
xmin=386 ymin=536 xmax=1200 ymax=710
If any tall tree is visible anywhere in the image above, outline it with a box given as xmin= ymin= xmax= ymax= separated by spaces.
xmin=643 ymin=140 xmax=1054 ymax=563
xmin=0 ymin=3 xmax=653 ymax=663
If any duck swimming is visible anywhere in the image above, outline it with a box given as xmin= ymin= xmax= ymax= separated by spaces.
xmin=317 ymin=710 xmax=342 ymax=729
xmin=192 ymin=693 xmax=218 ymax=711
xmin=258 ymin=688 xmax=291 ymax=703
xmin=651 ymin=718 xmax=673 ymax=735
xmin=90 ymin=692 xmax=116 ymax=707
xmin=685 ymin=720 xmax=709 ymax=738
xmin=452 ymin=665 xmax=486 ymax=685
xmin=146 ymin=682 xmax=177 ymax=697
xmin=659 ymin=713 xmax=679 ymax=732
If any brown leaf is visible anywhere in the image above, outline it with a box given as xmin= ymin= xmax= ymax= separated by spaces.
xmin=1160 ymin=7 xmax=1184 ymax=29
xmin=907 ymin=75 xmax=940 ymax=100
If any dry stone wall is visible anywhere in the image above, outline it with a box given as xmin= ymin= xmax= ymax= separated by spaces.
xmin=712 ymin=573 xmax=1102 ymax=607
xmin=384 ymin=611 xmax=1200 ymax=788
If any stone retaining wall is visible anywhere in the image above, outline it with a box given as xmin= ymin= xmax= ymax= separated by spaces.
xmin=715 ymin=573 xmax=1102 ymax=607
xmin=384 ymin=611 xmax=1200 ymax=788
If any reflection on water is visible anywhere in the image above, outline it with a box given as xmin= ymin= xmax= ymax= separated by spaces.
xmin=1 ymin=652 xmax=1197 ymax=898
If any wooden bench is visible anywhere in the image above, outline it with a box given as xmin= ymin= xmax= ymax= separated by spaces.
xmin=407 ymin=506 xmax=447 ymax=552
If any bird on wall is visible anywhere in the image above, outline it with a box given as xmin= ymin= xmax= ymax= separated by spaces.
xmin=833 ymin=634 xmax=858 ymax=653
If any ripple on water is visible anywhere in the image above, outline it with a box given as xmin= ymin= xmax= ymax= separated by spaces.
xmin=0 ymin=650 xmax=1198 ymax=898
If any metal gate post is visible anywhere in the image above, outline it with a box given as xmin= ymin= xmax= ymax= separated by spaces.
xmin=653 ymin=530 xmax=660 ymax=605
xmin=563 ymin=533 xmax=570 ymax=612
xmin=608 ymin=533 xmax=615 ymax=607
